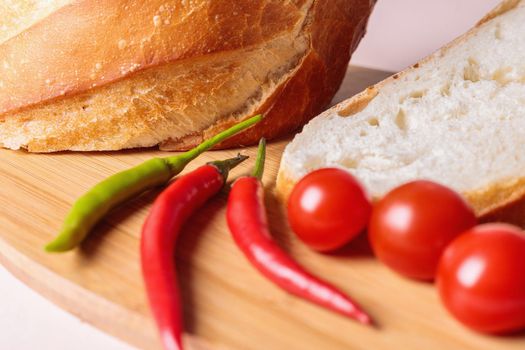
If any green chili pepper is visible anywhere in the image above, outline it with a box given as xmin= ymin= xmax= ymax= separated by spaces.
xmin=45 ymin=115 xmax=262 ymax=252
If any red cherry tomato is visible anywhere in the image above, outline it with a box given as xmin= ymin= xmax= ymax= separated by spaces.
xmin=437 ymin=223 xmax=525 ymax=334
xmin=369 ymin=180 xmax=476 ymax=280
xmin=287 ymin=168 xmax=372 ymax=252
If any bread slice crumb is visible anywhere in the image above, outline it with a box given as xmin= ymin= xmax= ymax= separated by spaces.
xmin=277 ymin=0 xmax=525 ymax=217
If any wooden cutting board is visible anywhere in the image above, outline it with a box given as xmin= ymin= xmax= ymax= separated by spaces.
xmin=1 ymin=67 xmax=524 ymax=350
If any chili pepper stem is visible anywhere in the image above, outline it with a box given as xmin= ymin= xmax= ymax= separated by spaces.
xmin=165 ymin=115 xmax=262 ymax=174
xmin=252 ymin=138 xmax=266 ymax=180
xmin=208 ymin=154 xmax=249 ymax=180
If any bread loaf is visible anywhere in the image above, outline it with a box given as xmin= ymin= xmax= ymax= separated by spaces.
xmin=277 ymin=0 xmax=525 ymax=218
xmin=0 ymin=0 xmax=375 ymax=152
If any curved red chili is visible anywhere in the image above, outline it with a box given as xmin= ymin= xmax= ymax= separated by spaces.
xmin=226 ymin=139 xmax=372 ymax=324
xmin=141 ymin=155 xmax=248 ymax=350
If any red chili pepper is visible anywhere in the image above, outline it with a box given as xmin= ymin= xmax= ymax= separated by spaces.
xmin=141 ymin=154 xmax=248 ymax=350
xmin=227 ymin=139 xmax=372 ymax=324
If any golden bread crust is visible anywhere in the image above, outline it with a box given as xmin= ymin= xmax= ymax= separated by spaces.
xmin=206 ymin=0 xmax=374 ymax=150
xmin=0 ymin=0 xmax=376 ymax=152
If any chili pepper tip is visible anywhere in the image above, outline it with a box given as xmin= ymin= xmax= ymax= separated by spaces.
xmin=355 ymin=311 xmax=374 ymax=326
xmin=44 ymin=241 xmax=64 ymax=253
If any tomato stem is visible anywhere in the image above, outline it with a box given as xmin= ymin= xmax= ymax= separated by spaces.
xmin=252 ymin=138 xmax=266 ymax=179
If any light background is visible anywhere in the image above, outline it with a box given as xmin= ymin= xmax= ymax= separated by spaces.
xmin=0 ymin=0 xmax=501 ymax=349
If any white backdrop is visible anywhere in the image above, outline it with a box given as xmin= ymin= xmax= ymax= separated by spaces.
xmin=0 ymin=0 xmax=501 ymax=349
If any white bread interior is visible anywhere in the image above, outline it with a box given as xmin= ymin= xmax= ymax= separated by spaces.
xmin=277 ymin=0 xmax=525 ymax=217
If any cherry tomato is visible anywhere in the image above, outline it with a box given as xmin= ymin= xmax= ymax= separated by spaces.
xmin=369 ymin=181 xmax=476 ymax=280
xmin=287 ymin=168 xmax=372 ymax=252
xmin=437 ymin=223 xmax=525 ymax=333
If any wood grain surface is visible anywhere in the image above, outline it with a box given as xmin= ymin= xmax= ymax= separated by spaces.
xmin=1 ymin=67 xmax=524 ymax=350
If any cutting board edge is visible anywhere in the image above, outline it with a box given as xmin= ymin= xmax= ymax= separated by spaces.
xmin=0 ymin=235 xmax=159 ymax=350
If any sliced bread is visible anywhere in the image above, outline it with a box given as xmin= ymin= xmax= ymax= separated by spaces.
xmin=276 ymin=0 xmax=525 ymax=217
